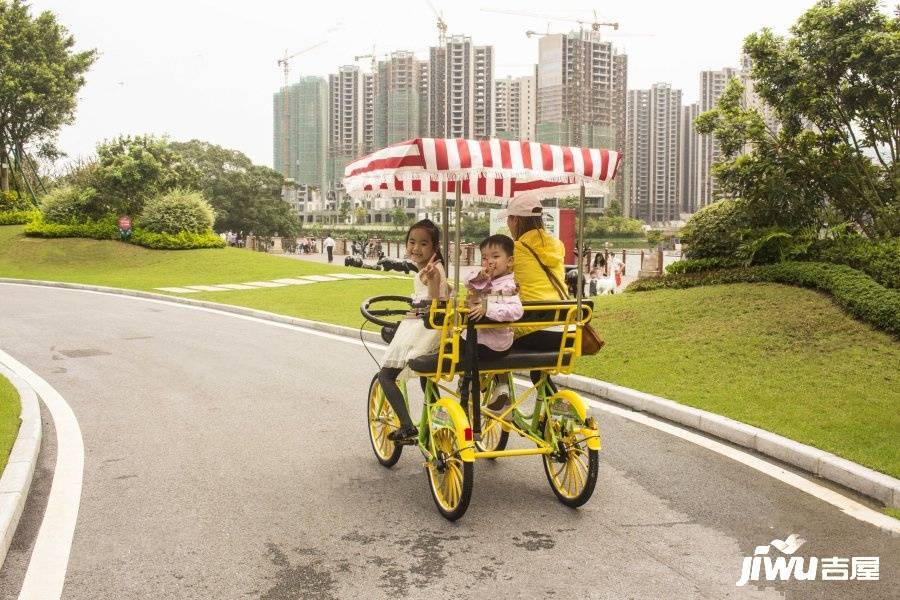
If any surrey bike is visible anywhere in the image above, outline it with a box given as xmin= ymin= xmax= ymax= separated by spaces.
xmin=345 ymin=137 xmax=621 ymax=521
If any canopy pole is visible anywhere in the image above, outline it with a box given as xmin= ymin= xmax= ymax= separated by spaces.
xmin=453 ymin=183 xmax=462 ymax=305
xmin=576 ymin=183 xmax=586 ymax=316
xmin=441 ymin=181 xmax=449 ymax=271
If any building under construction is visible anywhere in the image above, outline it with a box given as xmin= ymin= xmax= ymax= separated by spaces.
xmin=272 ymin=77 xmax=328 ymax=193
xmin=534 ymin=30 xmax=627 ymax=210
xmin=427 ymin=35 xmax=494 ymax=139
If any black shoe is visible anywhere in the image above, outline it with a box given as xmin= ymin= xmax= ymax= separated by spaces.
xmin=485 ymin=392 xmax=510 ymax=414
xmin=387 ymin=425 xmax=419 ymax=444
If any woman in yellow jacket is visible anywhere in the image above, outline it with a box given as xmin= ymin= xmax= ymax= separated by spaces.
xmin=501 ymin=195 xmax=567 ymax=348
xmin=485 ymin=196 xmax=566 ymax=411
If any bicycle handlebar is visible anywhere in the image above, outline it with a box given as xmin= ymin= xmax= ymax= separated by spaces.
xmin=360 ymin=295 xmax=414 ymax=328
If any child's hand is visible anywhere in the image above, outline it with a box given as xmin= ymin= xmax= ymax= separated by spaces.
xmin=418 ymin=254 xmax=438 ymax=284
xmin=468 ymin=301 xmax=486 ymax=321
xmin=480 ymin=262 xmax=495 ymax=279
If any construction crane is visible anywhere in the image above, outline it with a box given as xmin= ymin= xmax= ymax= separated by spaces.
xmin=276 ymin=41 xmax=327 ymax=179
xmin=424 ymin=0 xmax=448 ymax=46
xmin=481 ymin=8 xmax=620 ymax=34
xmin=354 ymin=45 xmax=383 ymax=76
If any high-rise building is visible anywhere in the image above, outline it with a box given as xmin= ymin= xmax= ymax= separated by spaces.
xmin=427 ymin=35 xmax=494 ymax=139
xmin=626 ymin=83 xmax=682 ymax=223
xmin=679 ymin=102 xmax=700 ymax=214
xmin=474 ymin=44 xmax=494 ymax=139
xmin=535 ymin=31 xmax=623 ymax=152
xmin=740 ymin=54 xmax=780 ymax=140
xmin=696 ymin=67 xmax=738 ymax=208
xmin=417 ymin=60 xmax=430 ymax=140
xmin=610 ymin=51 xmax=628 ymax=206
xmin=272 ymin=77 xmax=328 ymax=193
xmin=328 ymin=65 xmax=375 ymax=190
xmin=376 ymin=51 xmax=425 ymax=147
xmin=493 ymin=75 xmax=536 ymax=141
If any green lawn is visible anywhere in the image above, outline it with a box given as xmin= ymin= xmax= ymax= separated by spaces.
xmin=1 ymin=226 xmax=898 ymax=480
xmin=0 ymin=225 xmax=391 ymax=290
xmin=0 ymin=375 xmax=22 ymax=475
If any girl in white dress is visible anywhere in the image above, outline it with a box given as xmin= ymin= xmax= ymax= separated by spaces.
xmin=378 ymin=219 xmax=448 ymax=443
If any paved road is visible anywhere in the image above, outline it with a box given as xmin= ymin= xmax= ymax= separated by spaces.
xmin=0 ymin=284 xmax=896 ymax=599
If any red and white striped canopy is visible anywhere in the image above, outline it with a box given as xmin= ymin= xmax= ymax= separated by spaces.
xmin=342 ymin=138 xmax=621 ymax=202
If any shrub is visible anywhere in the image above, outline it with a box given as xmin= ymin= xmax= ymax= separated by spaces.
xmin=666 ymin=257 xmax=743 ymax=274
xmin=0 ymin=191 xmax=36 ymax=212
xmin=681 ymin=199 xmax=749 ymax=260
xmin=138 ymin=189 xmax=214 ymax=234
xmin=628 ymin=261 xmax=900 ymax=337
xmin=0 ymin=210 xmax=39 ymax=226
xmin=24 ymin=214 xmax=118 ymax=239
xmin=40 ymin=186 xmax=99 ymax=224
xmin=129 ymin=228 xmax=225 ymax=250
xmin=806 ymin=235 xmax=900 ymax=290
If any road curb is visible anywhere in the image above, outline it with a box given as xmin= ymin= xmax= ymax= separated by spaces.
xmin=554 ymin=373 xmax=900 ymax=510
xmin=2 ymin=277 xmax=898 ymax=511
xmin=0 ymin=364 xmax=42 ymax=568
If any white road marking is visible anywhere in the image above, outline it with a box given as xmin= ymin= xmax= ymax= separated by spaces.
xmin=241 ymin=281 xmax=287 ymax=288
xmin=0 ymin=349 xmax=84 ymax=600
xmin=584 ymin=398 xmax=900 ymax=533
xmin=214 ymin=284 xmax=259 ymax=290
xmin=271 ymin=278 xmax=315 ymax=285
xmin=154 ymin=287 xmax=198 ymax=294
xmin=297 ymin=275 xmax=337 ymax=282
xmin=183 ymin=285 xmax=229 ymax=292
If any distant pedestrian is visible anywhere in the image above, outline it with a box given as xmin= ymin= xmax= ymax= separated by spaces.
xmin=324 ymin=234 xmax=336 ymax=263
xmin=609 ymin=254 xmax=624 ymax=288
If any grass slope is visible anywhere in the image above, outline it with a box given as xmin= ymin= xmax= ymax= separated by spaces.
xmin=0 ymin=375 xmax=21 ymax=475
xmin=2 ymin=226 xmax=898 ymax=479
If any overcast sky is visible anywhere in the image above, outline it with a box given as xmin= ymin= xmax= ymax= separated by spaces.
xmin=33 ymin=0 xmax=818 ymax=168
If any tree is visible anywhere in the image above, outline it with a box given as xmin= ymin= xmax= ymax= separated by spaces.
xmin=695 ymin=79 xmax=828 ymax=230
xmin=91 ymin=135 xmax=187 ymax=217
xmin=391 ymin=205 xmax=409 ymax=229
xmin=0 ymin=0 xmax=97 ymax=190
xmin=338 ymin=200 xmax=351 ymax=224
xmin=354 ymin=205 xmax=368 ymax=224
xmin=605 ymin=198 xmax=623 ymax=217
xmin=169 ymin=140 xmax=283 ymax=233
xmin=701 ymin=0 xmax=898 ymax=238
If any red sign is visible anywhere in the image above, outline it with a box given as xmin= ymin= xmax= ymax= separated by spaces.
xmin=117 ymin=216 xmax=131 ymax=230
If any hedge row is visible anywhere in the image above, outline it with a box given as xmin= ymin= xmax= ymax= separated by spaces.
xmin=806 ymin=236 xmax=899 ymax=290
xmin=24 ymin=216 xmax=118 ymax=239
xmin=628 ymin=261 xmax=900 ymax=337
xmin=24 ymin=217 xmax=224 ymax=250
xmin=0 ymin=210 xmax=40 ymax=226
xmin=665 ymin=257 xmax=743 ymax=274
xmin=129 ymin=229 xmax=225 ymax=250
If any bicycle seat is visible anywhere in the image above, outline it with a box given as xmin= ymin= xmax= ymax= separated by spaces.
xmin=407 ymin=350 xmax=568 ymax=374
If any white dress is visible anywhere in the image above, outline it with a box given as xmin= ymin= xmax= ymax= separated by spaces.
xmin=381 ymin=264 xmax=446 ymax=372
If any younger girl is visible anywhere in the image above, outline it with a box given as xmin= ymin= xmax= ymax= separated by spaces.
xmin=378 ymin=219 xmax=448 ymax=443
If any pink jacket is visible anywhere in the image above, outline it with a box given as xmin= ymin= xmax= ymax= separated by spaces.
xmin=464 ymin=271 xmax=524 ymax=352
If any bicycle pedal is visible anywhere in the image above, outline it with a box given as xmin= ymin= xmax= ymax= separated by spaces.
xmin=394 ymin=437 xmax=418 ymax=446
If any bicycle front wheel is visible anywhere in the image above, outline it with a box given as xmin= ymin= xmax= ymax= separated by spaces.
xmin=542 ymin=417 xmax=598 ymax=507
xmin=367 ymin=375 xmax=402 ymax=467
xmin=425 ymin=421 xmax=473 ymax=521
